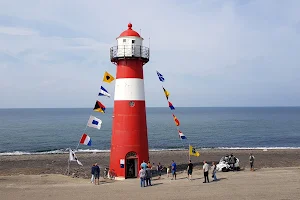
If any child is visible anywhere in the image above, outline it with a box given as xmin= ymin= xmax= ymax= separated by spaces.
xmin=167 ymin=166 xmax=170 ymax=177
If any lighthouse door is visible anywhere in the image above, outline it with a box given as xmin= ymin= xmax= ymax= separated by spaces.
xmin=125 ymin=152 xmax=138 ymax=178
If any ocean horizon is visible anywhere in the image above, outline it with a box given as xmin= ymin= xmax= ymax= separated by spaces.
xmin=1 ymin=106 xmax=299 ymax=109
xmin=1 ymin=107 xmax=300 ymax=155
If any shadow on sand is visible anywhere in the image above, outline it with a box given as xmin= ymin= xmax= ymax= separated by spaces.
xmin=210 ymin=178 xmax=227 ymax=182
xmin=150 ymin=182 xmax=163 ymax=186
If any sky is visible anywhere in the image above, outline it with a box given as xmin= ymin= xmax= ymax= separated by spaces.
xmin=0 ymin=0 xmax=300 ymax=108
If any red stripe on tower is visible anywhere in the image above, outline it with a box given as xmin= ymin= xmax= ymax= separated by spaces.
xmin=109 ymin=23 xmax=150 ymax=179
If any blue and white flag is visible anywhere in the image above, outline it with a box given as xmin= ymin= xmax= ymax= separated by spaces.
xmin=178 ymin=130 xmax=187 ymax=140
xmin=156 ymin=71 xmax=165 ymax=82
xmin=98 ymin=86 xmax=110 ymax=98
xmin=87 ymin=115 xmax=102 ymax=130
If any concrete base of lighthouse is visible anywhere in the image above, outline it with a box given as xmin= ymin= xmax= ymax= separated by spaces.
xmin=114 ymin=177 xmax=126 ymax=181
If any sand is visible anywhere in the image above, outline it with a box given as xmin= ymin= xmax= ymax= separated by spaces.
xmin=1 ymin=149 xmax=300 ymax=200
xmin=1 ymin=167 xmax=300 ymax=200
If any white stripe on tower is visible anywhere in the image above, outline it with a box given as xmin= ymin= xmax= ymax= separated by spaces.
xmin=114 ymin=78 xmax=145 ymax=101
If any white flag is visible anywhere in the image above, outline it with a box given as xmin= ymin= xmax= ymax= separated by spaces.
xmin=69 ymin=149 xmax=83 ymax=166
xmin=98 ymin=86 xmax=111 ymax=98
xmin=87 ymin=115 xmax=102 ymax=130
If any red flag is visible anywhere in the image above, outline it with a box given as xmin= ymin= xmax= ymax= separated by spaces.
xmin=172 ymin=114 xmax=180 ymax=126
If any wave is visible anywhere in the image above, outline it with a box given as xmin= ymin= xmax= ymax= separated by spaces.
xmin=1 ymin=147 xmax=300 ymax=156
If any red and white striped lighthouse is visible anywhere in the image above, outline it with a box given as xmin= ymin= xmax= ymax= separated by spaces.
xmin=109 ymin=23 xmax=150 ymax=179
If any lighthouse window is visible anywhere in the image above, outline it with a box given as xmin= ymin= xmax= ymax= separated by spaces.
xmin=123 ymin=39 xmax=126 ymax=43
xmin=129 ymin=101 xmax=135 ymax=107
xmin=132 ymin=40 xmax=135 ymax=44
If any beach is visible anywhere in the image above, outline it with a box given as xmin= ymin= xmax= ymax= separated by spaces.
xmin=1 ymin=149 xmax=300 ymax=177
xmin=1 ymin=149 xmax=300 ymax=200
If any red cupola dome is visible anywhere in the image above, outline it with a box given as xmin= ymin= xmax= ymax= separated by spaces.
xmin=119 ymin=23 xmax=141 ymax=37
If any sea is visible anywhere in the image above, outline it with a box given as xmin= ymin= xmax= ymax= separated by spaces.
xmin=0 ymin=107 xmax=300 ymax=155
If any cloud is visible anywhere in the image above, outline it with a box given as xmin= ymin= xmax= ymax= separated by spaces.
xmin=0 ymin=26 xmax=38 ymax=36
xmin=0 ymin=0 xmax=300 ymax=108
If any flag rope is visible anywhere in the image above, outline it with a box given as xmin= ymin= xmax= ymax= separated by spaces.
xmin=74 ymin=71 xmax=115 ymax=151
xmin=156 ymin=70 xmax=201 ymax=160
xmin=156 ymin=70 xmax=189 ymax=156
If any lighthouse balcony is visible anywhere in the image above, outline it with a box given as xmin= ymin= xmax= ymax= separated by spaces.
xmin=110 ymin=45 xmax=150 ymax=64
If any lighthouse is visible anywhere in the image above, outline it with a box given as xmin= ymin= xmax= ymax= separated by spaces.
xmin=109 ymin=23 xmax=150 ymax=179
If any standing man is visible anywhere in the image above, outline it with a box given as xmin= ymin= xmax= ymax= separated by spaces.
xmin=249 ymin=153 xmax=255 ymax=171
xmin=140 ymin=160 xmax=147 ymax=169
xmin=203 ymin=160 xmax=209 ymax=183
xmin=93 ymin=163 xmax=100 ymax=185
xmin=157 ymin=162 xmax=163 ymax=179
xmin=187 ymin=160 xmax=193 ymax=181
xmin=145 ymin=166 xmax=152 ymax=186
xmin=171 ymin=160 xmax=177 ymax=180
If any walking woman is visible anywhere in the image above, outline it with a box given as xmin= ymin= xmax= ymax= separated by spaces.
xmin=211 ymin=162 xmax=217 ymax=181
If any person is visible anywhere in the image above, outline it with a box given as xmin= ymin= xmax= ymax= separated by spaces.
xmin=151 ymin=163 xmax=156 ymax=175
xmin=140 ymin=160 xmax=147 ymax=169
xmin=147 ymin=161 xmax=152 ymax=169
xmin=139 ymin=167 xmax=146 ymax=187
xmin=157 ymin=162 xmax=163 ymax=179
xmin=203 ymin=160 xmax=209 ymax=183
xmin=145 ymin=166 xmax=152 ymax=186
xmin=229 ymin=154 xmax=236 ymax=171
xmin=224 ymin=154 xmax=229 ymax=163
xmin=93 ymin=163 xmax=100 ymax=185
xmin=187 ymin=160 xmax=193 ymax=180
xmin=103 ymin=167 xmax=108 ymax=179
xmin=211 ymin=162 xmax=217 ymax=181
xmin=249 ymin=153 xmax=255 ymax=171
xmin=90 ymin=164 xmax=95 ymax=183
xmin=171 ymin=160 xmax=177 ymax=180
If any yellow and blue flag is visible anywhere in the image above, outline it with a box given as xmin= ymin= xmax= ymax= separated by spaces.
xmin=189 ymin=145 xmax=200 ymax=157
xmin=93 ymin=100 xmax=106 ymax=113
xmin=162 ymin=87 xmax=169 ymax=100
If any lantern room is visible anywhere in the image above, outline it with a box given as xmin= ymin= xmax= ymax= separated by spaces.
xmin=110 ymin=23 xmax=150 ymax=64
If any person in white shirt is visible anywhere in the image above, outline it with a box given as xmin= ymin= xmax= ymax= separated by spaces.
xmin=139 ymin=167 xmax=146 ymax=187
xmin=203 ymin=160 xmax=209 ymax=183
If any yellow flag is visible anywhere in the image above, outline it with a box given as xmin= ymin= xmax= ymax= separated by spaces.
xmin=162 ymin=87 xmax=169 ymax=100
xmin=103 ymin=71 xmax=115 ymax=83
xmin=189 ymin=145 xmax=200 ymax=157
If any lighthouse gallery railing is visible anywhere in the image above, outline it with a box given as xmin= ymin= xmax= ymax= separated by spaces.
xmin=110 ymin=45 xmax=150 ymax=63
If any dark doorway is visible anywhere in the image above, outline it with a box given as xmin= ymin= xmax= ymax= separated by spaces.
xmin=126 ymin=158 xmax=137 ymax=178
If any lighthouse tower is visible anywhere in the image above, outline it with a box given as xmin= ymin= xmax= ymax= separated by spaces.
xmin=109 ymin=23 xmax=150 ymax=179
